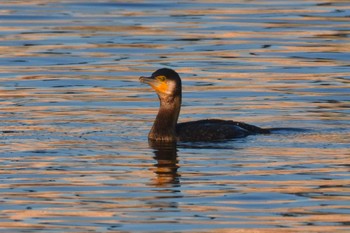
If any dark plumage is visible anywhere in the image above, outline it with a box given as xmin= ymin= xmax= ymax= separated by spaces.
xmin=140 ymin=68 xmax=270 ymax=142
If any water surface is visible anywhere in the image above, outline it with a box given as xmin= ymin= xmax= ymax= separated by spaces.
xmin=0 ymin=0 xmax=349 ymax=232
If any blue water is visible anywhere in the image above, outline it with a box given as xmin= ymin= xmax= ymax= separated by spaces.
xmin=0 ymin=0 xmax=349 ymax=232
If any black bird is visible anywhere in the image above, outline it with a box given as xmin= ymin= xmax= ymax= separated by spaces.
xmin=139 ymin=68 xmax=270 ymax=142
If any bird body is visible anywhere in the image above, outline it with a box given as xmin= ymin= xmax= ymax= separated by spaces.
xmin=176 ymin=119 xmax=270 ymax=142
xmin=140 ymin=68 xmax=270 ymax=142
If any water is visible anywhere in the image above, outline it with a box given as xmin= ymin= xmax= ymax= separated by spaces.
xmin=0 ymin=0 xmax=349 ymax=232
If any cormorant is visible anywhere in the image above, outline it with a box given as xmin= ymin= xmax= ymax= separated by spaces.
xmin=139 ymin=68 xmax=270 ymax=142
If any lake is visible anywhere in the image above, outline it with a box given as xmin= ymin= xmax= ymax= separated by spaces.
xmin=0 ymin=0 xmax=349 ymax=232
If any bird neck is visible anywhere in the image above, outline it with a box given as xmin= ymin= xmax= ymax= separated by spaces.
xmin=149 ymin=95 xmax=181 ymax=141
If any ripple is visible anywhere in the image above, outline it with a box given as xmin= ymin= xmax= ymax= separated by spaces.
xmin=0 ymin=0 xmax=349 ymax=232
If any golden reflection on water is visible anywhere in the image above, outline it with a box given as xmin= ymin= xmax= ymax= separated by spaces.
xmin=0 ymin=0 xmax=349 ymax=232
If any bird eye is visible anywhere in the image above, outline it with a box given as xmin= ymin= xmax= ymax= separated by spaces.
xmin=156 ymin=75 xmax=166 ymax=82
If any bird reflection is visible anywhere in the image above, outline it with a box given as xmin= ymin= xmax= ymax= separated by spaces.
xmin=148 ymin=140 xmax=180 ymax=187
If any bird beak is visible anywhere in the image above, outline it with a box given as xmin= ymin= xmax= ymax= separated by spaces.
xmin=139 ymin=76 xmax=154 ymax=85
xmin=140 ymin=75 xmax=169 ymax=95
xmin=139 ymin=76 xmax=160 ymax=90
